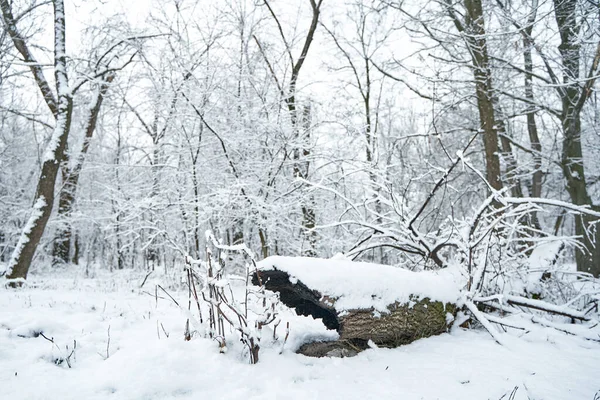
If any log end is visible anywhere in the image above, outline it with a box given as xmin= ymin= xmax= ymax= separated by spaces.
xmin=252 ymin=269 xmax=340 ymax=330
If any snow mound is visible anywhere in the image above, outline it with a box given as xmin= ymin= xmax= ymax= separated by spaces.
xmin=257 ymin=256 xmax=461 ymax=312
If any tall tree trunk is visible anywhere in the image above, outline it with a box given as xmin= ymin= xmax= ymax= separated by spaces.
xmin=262 ymin=0 xmax=323 ymax=256
xmin=446 ymin=0 xmax=503 ymax=192
xmin=523 ymin=1 xmax=543 ymax=230
xmin=52 ymin=166 xmax=74 ymax=265
xmin=52 ymin=75 xmax=113 ymax=265
xmin=113 ymin=127 xmax=125 ymax=270
xmin=5 ymin=0 xmax=72 ymax=282
xmin=464 ymin=0 xmax=503 ymax=191
xmin=553 ymin=0 xmax=600 ymax=276
xmin=294 ymin=103 xmax=318 ymax=256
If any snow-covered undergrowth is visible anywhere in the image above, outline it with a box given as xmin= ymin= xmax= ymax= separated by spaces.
xmin=1 ymin=266 xmax=600 ymax=400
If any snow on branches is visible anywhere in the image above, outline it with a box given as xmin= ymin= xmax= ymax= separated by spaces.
xmin=179 ymin=232 xmax=284 ymax=364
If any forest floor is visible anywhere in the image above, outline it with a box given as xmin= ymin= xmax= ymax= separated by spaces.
xmin=1 ymin=267 xmax=599 ymax=400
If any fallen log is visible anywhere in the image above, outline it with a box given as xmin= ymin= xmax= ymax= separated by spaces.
xmin=252 ymin=256 xmax=459 ymax=357
xmin=339 ymin=298 xmax=455 ymax=347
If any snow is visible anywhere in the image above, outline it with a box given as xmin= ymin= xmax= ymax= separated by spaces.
xmin=503 ymin=295 xmax=591 ymax=321
xmin=1 ymin=270 xmax=600 ymax=400
xmin=528 ymin=241 xmax=563 ymax=272
xmin=504 ymin=197 xmax=600 ymax=218
xmin=257 ymin=256 xmax=461 ymax=312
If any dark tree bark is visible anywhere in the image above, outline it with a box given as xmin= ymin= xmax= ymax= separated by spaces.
xmin=522 ymin=2 xmax=543 ymax=201
xmin=446 ymin=0 xmax=503 ymax=192
xmin=553 ymin=0 xmax=600 ymax=276
xmin=522 ymin=0 xmax=543 ymax=231
xmin=4 ymin=0 xmax=72 ymax=283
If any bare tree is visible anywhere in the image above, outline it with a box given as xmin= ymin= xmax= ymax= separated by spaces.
xmin=2 ymin=0 xmax=72 ymax=283
xmin=553 ymin=0 xmax=600 ymax=276
xmin=1 ymin=1 xmax=137 ymax=279
xmin=255 ymin=0 xmax=324 ymax=256
xmin=493 ymin=0 xmax=600 ymax=275
xmin=52 ymin=31 xmax=145 ymax=265
xmin=445 ymin=0 xmax=503 ymax=192
xmin=52 ymin=73 xmax=114 ymax=265
xmin=321 ymin=2 xmax=398 ymax=262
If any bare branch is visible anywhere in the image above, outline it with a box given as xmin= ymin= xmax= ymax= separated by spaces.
xmin=0 ymin=0 xmax=58 ymax=117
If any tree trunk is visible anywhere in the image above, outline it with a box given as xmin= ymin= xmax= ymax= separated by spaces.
xmin=52 ymin=165 xmax=74 ymax=265
xmin=5 ymin=0 xmax=72 ymax=283
xmin=52 ymin=75 xmax=113 ymax=265
xmin=498 ymin=119 xmax=523 ymax=198
xmin=265 ymin=0 xmax=323 ymax=257
xmin=446 ymin=0 xmax=503 ymax=192
xmin=553 ymin=0 xmax=600 ymax=276
xmin=464 ymin=0 xmax=503 ymax=191
xmin=290 ymin=100 xmax=318 ymax=257
xmin=523 ymin=4 xmax=543 ymax=230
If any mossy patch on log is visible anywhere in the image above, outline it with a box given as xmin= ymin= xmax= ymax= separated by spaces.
xmin=339 ymin=299 xmax=456 ymax=347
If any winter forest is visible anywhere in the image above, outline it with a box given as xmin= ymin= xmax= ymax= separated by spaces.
xmin=1 ymin=0 xmax=600 ymax=399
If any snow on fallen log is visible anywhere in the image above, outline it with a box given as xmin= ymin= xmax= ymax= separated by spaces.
xmin=252 ymin=256 xmax=460 ymax=356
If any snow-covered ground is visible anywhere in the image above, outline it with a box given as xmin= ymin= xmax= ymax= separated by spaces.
xmin=1 ymin=268 xmax=599 ymax=400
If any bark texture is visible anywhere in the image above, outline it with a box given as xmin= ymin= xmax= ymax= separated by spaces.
xmin=339 ymin=299 xmax=455 ymax=347
xmin=446 ymin=0 xmax=503 ymax=192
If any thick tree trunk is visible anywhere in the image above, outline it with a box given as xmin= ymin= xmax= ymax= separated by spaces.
xmin=561 ymin=111 xmax=599 ymax=275
xmin=5 ymin=0 xmax=72 ymax=283
xmin=464 ymin=0 xmax=503 ymax=191
xmin=6 ymin=98 xmax=72 ymax=279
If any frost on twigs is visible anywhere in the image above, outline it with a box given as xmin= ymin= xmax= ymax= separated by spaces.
xmin=451 ymin=190 xmax=600 ymax=344
xmin=181 ymin=233 xmax=283 ymax=364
